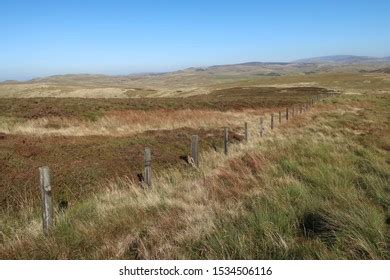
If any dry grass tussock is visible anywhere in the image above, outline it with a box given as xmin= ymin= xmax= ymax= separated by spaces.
xmin=1 ymin=109 xmax=274 ymax=136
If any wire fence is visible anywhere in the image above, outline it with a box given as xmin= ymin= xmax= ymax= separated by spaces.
xmin=38 ymin=93 xmax=334 ymax=234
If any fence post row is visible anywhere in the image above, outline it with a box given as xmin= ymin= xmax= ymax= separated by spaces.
xmin=39 ymin=166 xmax=53 ymax=235
xmin=144 ymin=148 xmax=152 ymax=187
xmin=36 ymin=94 xmax=329 ymax=235
xmin=224 ymin=127 xmax=229 ymax=155
xmin=191 ymin=135 xmax=199 ymax=167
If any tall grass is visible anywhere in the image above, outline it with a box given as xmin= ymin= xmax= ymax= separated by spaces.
xmin=0 ymin=93 xmax=388 ymax=259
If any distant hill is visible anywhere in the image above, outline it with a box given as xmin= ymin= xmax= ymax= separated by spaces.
xmin=2 ymin=55 xmax=390 ymax=85
xmin=206 ymin=55 xmax=390 ymax=68
xmin=293 ymin=55 xmax=390 ymax=64
xmin=209 ymin=62 xmax=291 ymax=68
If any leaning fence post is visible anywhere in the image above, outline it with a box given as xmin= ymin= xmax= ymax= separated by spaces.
xmin=224 ymin=127 xmax=228 ymax=155
xmin=144 ymin=148 xmax=152 ymax=187
xmin=39 ymin=166 xmax=53 ymax=235
xmin=279 ymin=111 xmax=282 ymax=124
xmin=286 ymin=108 xmax=289 ymax=121
xmin=244 ymin=122 xmax=248 ymax=142
xmin=191 ymin=135 xmax=199 ymax=167
xmin=270 ymin=113 xmax=274 ymax=130
xmin=260 ymin=117 xmax=264 ymax=137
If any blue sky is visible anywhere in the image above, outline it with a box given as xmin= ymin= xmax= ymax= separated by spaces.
xmin=1 ymin=0 xmax=389 ymax=81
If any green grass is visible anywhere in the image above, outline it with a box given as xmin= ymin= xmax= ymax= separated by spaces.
xmin=187 ymin=138 xmax=388 ymax=259
xmin=182 ymin=94 xmax=389 ymax=259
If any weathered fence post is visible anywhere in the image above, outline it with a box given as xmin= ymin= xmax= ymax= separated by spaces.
xmin=191 ymin=135 xmax=199 ymax=167
xmin=270 ymin=113 xmax=274 ymax=130
xmin=292 ymin=107 xmax=295 ymax=117
xmin=279 ymin=111 xmax=282 ymax=124
xmin=144 ymin=148 xmax=152 ymax=187
xmin=260 ymin=117 xmax=264 ymax=137
xmin=39 ymin=166 xmax=53 ymax=235
xmin=286 ymin=108 xmax=289 ymax=121
xmin=224 ymin=127 xmax=228 ymax=155
xmin=244 ymin=122 xmax=248 ymax=142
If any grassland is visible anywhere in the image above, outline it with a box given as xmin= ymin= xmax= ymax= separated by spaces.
xmin=0 ymin=87 xmax=329 ymax=212
xmin=0 ymin=71 xmax=389 ymax=259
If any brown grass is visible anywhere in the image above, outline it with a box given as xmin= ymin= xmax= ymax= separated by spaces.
xmin=1 ymin=109 xmax=266 ymax=136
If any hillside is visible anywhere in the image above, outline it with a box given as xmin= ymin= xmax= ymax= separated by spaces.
xmin=1 ymin=56 xmax=390 ymax=99
xmin=293 ymin=55 xmax=390 ymax=64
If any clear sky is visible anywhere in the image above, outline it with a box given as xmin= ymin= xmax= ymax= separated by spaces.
xmin=1 ymin=0 xmax=390 ymax=81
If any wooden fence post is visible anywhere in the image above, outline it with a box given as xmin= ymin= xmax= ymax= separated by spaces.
xmin=270 ymin=113 xmax=274 ymax=130
xmin=260 ymin=117 xmax=264 ymax=137
xmin=279 ymin=111 xmax=282 ymax=124
xmin=191 ymin=135 xmax=199 ymax=167
xmin=144 ymin=148 xmax=152 ymax=187
xmin=39 ymin=166 xmax=53 ymax=235
xmin=292 ymin=107 xmax=295 ymax=117
xmin=224 ymin=127 xmax=229 ymax=155
xmin=286 ymin=108 xmax=289 ymax=121
xmin=244 ymin=122 xmax=248 ymax=142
